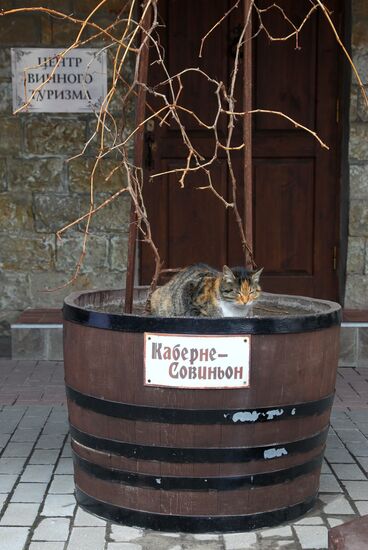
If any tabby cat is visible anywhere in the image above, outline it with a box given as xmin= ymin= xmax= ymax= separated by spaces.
xmin=150 ymin=264 xmax=263 ymax=317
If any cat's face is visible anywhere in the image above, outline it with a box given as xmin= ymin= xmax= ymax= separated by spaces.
xmin=219 ymin=265 xmax=263 ymax=306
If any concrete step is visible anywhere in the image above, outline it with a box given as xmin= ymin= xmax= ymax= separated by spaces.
xmin=11 ymin=309 xmax=63 ymax=361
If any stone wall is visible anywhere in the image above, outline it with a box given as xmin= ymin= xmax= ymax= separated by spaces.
xmin=0 ymin=1 xmax=133 ymax=343
xmin=345 ymin=0 xmax=368 ymax=307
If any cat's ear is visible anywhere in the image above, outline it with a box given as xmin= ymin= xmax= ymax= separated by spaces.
xmin=222 ymin=265 xmax=235 ymax=283
xmin=251 ymin=267 xmax=263 ymax=284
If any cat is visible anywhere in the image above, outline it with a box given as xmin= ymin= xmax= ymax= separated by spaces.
xmin=149 ymin=264 xmax=263 ymax=317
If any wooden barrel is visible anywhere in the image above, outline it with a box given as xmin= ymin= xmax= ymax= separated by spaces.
xmin=63 ymin=289 xmax=341 ymax=532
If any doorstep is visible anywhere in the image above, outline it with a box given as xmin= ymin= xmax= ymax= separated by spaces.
xmin=11 ymin=308 xmax=63 ymax=361
xmin=340 ymin=310 xmax=368 ymax=368
xmin=10 ymin=307 xmax=368 ymax=365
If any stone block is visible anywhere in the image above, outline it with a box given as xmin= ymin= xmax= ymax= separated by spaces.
xmin=0 ymin=158 xmax=7 ymax=192
xmin=0 ymin=310 xmax=19 ymax=336
xmin=349 ymin=123 xmax=368 ymax=161
xmin=365 ymin=242 xmax=368 ymax=274
xmin=357 ymin=86 xmax=368 ymax=122
xmin=349 ymin=200 xmax=368 ymax=237
xmin=353 ymin=50 xmax=368 ymax=83
xmin=25 ymin=116 xmax=86 ymax=155
xmin=8 ymin=158 xmax=65 ymax=192
xmin=350 ymin=164 xmax=368 ymax=198
xmin=350 ymin=86 xmax=358 ymax=122
xmin=0 ymin=49 xmax=11 ymax=79
xmin=0 ymin=235 xmax=54 ymax=271
xmin=0 ymin=119 xmax=22 ymax=155
xmin=55 ymin=234 xmax=108 ymax=272
xmin=28 ymin=272 xmax=83 ymax=308
xmin=11 ymin=328 xmax=47 ymax=360
xmin=345 ymin=276 xmax=368 ymax=309
xmin=347 ymin=237 xmax=365 ymax=274
xmin=0 ymin=14 xmax=40 ymax=45
xmin=352 ymin=0 xmax=368 ymax=22
xmin=74 ymin=0 xmax=127 ymax=14
xmin=33 ymin=193 xmax=81 ymax=233
xmin=28 ymin=271 xmax=122 ymax=309
xmin=33 ymin=517 xmax=70 ymax=541
xmin=0 ymin=82 xmax=11 ymax=113
xmin=84 ymin=193 xmax=131 ymax=233
xmin=68 ymin=157 xmax=127 ymax=194
xmin=339 ymin=327 xmax=358 ymax=367
xmin=51 ymin=16 xmax=81 ymax=46
xmin=45 ymin=329 xmax=63 ymax=361
xmin=0 ymin=272 xmax=31 ymax=311
xmin=110 ymin=236 xmax=129 ymax=271
xmin=0 ymin=192 xmax=34 ymax=232
xmin=358 ymin=328 xmax=368 ymax=367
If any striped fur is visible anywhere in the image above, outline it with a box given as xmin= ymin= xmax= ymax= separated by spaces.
xmin=150 ymin=264 xmax=263 ymax=318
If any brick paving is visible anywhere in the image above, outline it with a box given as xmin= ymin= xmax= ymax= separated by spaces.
xmin=1 ymin=360 xmax=368 ymax=549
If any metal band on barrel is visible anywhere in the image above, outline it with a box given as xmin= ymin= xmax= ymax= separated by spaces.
xmin=66 ymin=385 xmax=334 ymax=425
xmin=76 ymin=488 xmax=317 ymax=532
xmin=70 ymin=425 xmax=328 ymax=463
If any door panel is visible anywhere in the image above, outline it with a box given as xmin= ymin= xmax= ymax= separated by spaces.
xmin=140 ymin=0 xmax=342 ymax=301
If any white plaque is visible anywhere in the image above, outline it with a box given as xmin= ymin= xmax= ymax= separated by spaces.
xmin=144 ymin=333 xmax=250 ymax=389
xmin=11 ymin=48 xmax=107 ymax=113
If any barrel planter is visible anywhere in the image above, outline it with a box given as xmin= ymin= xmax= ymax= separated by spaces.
xmin=63 ymin=288 xmax=341 ymax=533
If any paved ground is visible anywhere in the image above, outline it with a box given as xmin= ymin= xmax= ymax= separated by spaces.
xmin=1 ymin=360 xmax=368 ymax=550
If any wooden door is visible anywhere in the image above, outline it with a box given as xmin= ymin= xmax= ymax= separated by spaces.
xmin=140 ymin=0 xmax=343 ymax=301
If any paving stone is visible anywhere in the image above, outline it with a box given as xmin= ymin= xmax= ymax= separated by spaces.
xmin=324 ymin=447 xmax=355 ymax=463
xmin=29 ymin=543 xmax=65 ymax=550
xmin=356 ymin=457 xmax=368 ymax=472
xmin=33 ymin=517 xmax=70 ymax=541
xmin=60 ymin=444 xmax=73 ymax=458
xmin=0 ymin=502 xmax=39 ymax=526
xmin=48 ymin=474 xmax=74 ymax=494
xmin=66 ymin=526 xmax=106 ymax=550
xmin=336 ymin=430 xmax=368 ymax=444
xmin=0 ymin=526 xmax=30 ymax=550
xmin=41 ymin=494 xmax=76 ymax=517
xmin=223 ymin=532 xmax=257 ymax=549
xmin=343 ymin=480 xmax=368 ymax=499
xmin=11 ymin=429 xmax=41 ymax=443
xmin=0 ymin=494 xmax=7 ymax=511
xmin=110 ymin=525 xmax=143 ymax=541
xmin=29 ymin=450 xmax=60 ymax=464
xmin=319 ymin=474 xmax=343 ymax=493
xmin=193 ymin=533 xmax=220 ymax=540
xmin=0 ymin=458 xmax=26 ymax=474
xmin=0 ymin=474 xmax=18 ymax=493
xmin=259 ymin=526 xmax=293 ymax=537
xmin=346 ymin=442 xmax=368 ymax=457
xmin=331 ymin=463 xmax=367 ymax=480
xmin=21 ymin=465 xmax=54 ymax=483
xmin=321 ymin=461 xmax=332 ymax=474
xmin=295 ymin=516 xmax=325 ymax=525
xmin=321 ymin=494 xmax=355 ymax=514
xmin=74 ymin=507 xmax=107 ymax=526
xmin=294 ymin=525 xmax=328 ymax=549
xmin=2 ymin=442 xmax=34 ymax=457
xmin=36 ymin=435 xmax=65 ymax=449
xmin=354 ymin=500 xmax=368 ymax=515
xmin=54 ymin=458 xmax=73 ymax=474
xmin=106 ymin=545 xmax=142 ymax=550
xmin=327 ymin=518 xmax=345 ymax=527
xmin=11 ymin=483 xmax=47 ymax=503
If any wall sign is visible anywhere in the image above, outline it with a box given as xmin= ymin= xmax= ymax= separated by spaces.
xmin=11 ymin=48 xmax=107 ymax=113
xmin=144 ymin=333 xmax=250 ymax=389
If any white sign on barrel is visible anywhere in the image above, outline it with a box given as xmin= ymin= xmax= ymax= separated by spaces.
xmin=11 ymin=47 xmax=107 ymax=113
xmin=144 ymin=333 xmax=250 ymax=389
